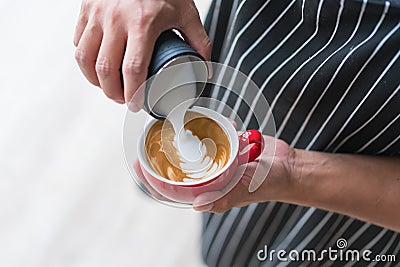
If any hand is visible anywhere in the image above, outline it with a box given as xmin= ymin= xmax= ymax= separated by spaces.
xmin=193 ymin=135 xmax=297 ymax=213
xmin=133 ymin=159 xmax=174 ymax=202
xmin=73 ymin=0 xmax=211 ymax=108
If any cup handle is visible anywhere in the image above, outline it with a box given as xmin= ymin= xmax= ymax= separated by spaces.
xmin=237 ymin=130 xmax=264 ymax=165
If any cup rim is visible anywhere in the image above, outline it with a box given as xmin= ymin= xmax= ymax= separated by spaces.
xmin=137 ymin=106 xmax=239 ymax=186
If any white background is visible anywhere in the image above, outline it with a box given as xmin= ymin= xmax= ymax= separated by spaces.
xmin=0 ymin=0 xmax=211 ymax=266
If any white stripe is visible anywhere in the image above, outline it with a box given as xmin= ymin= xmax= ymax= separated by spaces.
xmin=283 ymin=0 xmax=369 ymax=144
xmin=247 ymin=205 xmax=303 ymax=267
xmin=210 ymin=0 xmax=268 ymax=103
xmin=307 ymin=2 xmax=389 ymax=149
xmin=361 ymin=228 xmax=388 ymax=251
xmin=268 ymin=208 xmax=318 ymax=265
xmin=272 ymin=208 xmax=316 ymax=251
xmin=241 ymin=0 xmax=321 ymax=128
xmin=312 ymin=6 xmax=396 ymax=150
xmin=260 ymin=203 xmax=290 ymax=244
xmin=201 ymin=212 xmax=232 ymax=258
xmin=203 ymin=212 xmax=212 ymax=227
xmin=268 ymin=206 xmax=304 ymax=248
xmin=208 ymin=0 xmax=223 ymax=46
xmin=369 ymin=233 xmax=398 ymax=267
xmin=234 ymin=202 xmax=277 ymax=267
xmin=290 ymin=213 xmax=334 ymax=258
xmin=274 ymin=0 xmax=351 ymax=139
xmin=322 ymin=47 xmax=399 ymax=151
xmin=218 ymin=204 xmax=258 ymax=265
xmin=218 ymin=0 xmax=300 ymax=116
xmin=379 ymin=232 xmax=398 ymax=255
xmin=326 ymin=218 xmax=354 ymax=247
xmin=276 ymin=3 xmax=393 ymax=255
xmin=331 ymin=223 xmax=372 ymax=267
xmin=355 ymin=113 xmax=400 ymax=153
xmin=346 ymin=223 xmax=371 ymax=247
xmin=343 ymin=229 xmax=389 ymax=267
xmin=206 ymin=208 xmax=241 ymax=266
xmin=306 ymin=215 xmax=344 ymax=264
xmin=316 ymin=23 xmax=400 ymax=152
xmin=256 ymin=0 xmax=347 ymax=133
xmin=248 ymin=2 xmax=343 ymax=258
xmin=333 ymin=84 xmax=400 ymax=152
xmin=384 ymin=239 xmax=400 ymax=267
xmin=216 ymin=0 xmax=240 ymax=60
xmin=377 ymin=131 xmax=400 ymax=154
xmin=321 ymin=218 xmax=355 ymax=267
xmin=203 ymin=1 xmax=400 ymax=266
xmin=219 ymin=0 xmax=306 ymax=117
xmin=208 ymin=0 xmax=246 ymax=110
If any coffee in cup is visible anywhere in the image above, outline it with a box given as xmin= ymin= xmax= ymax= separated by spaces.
xmin=145 ymin=111 xmax=231 ymax=182
xmin=136 ymin=106 xmax=263 ymax=204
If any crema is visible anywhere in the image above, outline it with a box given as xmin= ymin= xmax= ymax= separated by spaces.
xmin=145 ymin=111 xmax=231 ymax=182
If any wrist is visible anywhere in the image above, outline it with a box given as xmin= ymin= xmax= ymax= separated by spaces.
xmin=285 ymin=148 xmax=319 ymax=205
xmin=267 ymin=147 xmax=307 ymax=204
xmin=286 ymin=148 xmax=342 ymax=207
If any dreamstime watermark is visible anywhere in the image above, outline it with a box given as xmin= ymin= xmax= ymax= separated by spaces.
xmin=257 ymin=238 xmax=397 ymax=263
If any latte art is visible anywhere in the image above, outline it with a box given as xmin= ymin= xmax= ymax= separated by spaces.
xmin=145 ymin=112 xmax=231 ymax=182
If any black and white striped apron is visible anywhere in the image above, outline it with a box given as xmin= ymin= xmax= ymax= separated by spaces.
xmin=200 ymin=0 xmax=400 ymax=266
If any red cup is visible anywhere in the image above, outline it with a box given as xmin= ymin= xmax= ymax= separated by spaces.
xmin=136 ymin=106 xmax=263 ymax=204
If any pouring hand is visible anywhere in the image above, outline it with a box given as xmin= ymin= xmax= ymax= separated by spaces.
xmin=73 ymin=0 xmax=211 ymax=108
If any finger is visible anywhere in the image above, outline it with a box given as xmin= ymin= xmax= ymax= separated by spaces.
xmin=228 ymin=118 xmax=238 ymax=130
xmin=123 ymin=31 xmax=158 ymax=111
xmin=193 ymin=191 xmax=221 ymax=211
xmin=127 ymin=79 xmax=145 ymax=112
xmin=73 ymin=2 xmax=88 ymax=46
xmin=178 ymin=6 xmax=212 ymax=63
xmin=179 ymin=15 xmax=211 ymax=61
xmin=193 ymin=165 xmax=250 ymax=213
xmin=73 ymin=17 xmax=88 ymax=47
xmin=74 ymin=23 xmax=102 ymax=86
xmin=96 ymin=29 xmax=125 ymax=104
xmin=195 ymin=180 xmax=252 ymax=214
xmin=133 ymin=160 xmax=171 ymax=202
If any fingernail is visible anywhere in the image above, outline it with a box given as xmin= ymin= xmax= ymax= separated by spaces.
xmin=194 ymin=203 xmax=214 ymax=212
xmin=207 ymin=61 xmax=213 ymax=79
xmin=127 ymin=102 xmax=140 ymax=112
xmin=114 ymin=99 xmax=125 ymax=104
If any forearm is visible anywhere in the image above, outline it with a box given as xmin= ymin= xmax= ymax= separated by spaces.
xmin=287 ymin=150 xmax=400 ymax=232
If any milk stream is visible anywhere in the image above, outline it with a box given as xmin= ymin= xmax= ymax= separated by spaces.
xmin=166 ymin=91 xmax=218 ymax=181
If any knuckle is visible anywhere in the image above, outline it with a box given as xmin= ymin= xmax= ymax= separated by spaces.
xmin=134 ymin=3 xmax=163 ymax=27
xmin=83 ymin=23 xmax=100 ymax=36
xmin=122 ymin=59 xmax=147 ymax=76
xmin=74 ymin=48 xmax=89 ymax=65
xmin=91 ymin=4 xmax=102 ymax=17
xmin=137 ymin=10 xmax=156 ymax=27
xmin=78 ymin=13 xmax=88 ymax=26
xmin=214 ymin=198 xmax=230 ymax=214
xmin=96 ymin=57 xmax=116 ymax=77
xmin=107 ymin=6 xmax=122 ymax=26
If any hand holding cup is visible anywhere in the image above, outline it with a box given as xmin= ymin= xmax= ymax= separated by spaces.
xmin=135 ymin=107 xmax=264 ymax=205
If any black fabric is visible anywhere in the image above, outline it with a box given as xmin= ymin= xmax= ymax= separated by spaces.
xmin=200 ymin=0 xmax=400 ymax=266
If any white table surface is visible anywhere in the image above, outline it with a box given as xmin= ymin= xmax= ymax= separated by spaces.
xmin=0 ymin=1 xmax=211 ymax=266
